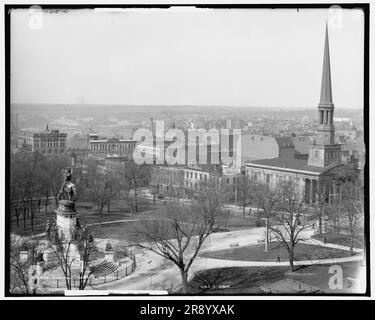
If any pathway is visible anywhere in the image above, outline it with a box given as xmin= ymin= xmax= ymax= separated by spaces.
xmin=94 ymin=226 xmax=364 ymax=291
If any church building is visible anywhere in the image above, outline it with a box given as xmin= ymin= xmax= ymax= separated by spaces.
xmin=245 ymin=24 xmax=344 ymax=204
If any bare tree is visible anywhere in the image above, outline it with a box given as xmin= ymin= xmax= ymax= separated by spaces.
xmin=10 ymin=237 xmax=42 ymax=294
xmin=254 ymin=183 xmax=281 ymax=250
xmin=77 ymin=236 xmax=97 ymax=290
xmin=267 ymin=180 xmax=313 ymax=272
xmin=133 ymin=180 xmax=226 ymax=293
xmin=47 ymin=236 xmax=76 ymax=290
xmin=121 ymin=159 xmax=150 ymax=213
xmin=237 ymin=172 xmax=256 ymax=216
xmin=312 ymin=188 xmax=329 ymax=236
xmin=338 ymin=180 xmax=364 ymax=255
xmin=86 ymin=161 xmax=120 ymax=222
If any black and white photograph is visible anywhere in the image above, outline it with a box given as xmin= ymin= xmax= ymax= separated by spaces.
xmin=2 ymin=2 xmax=370 ymax=301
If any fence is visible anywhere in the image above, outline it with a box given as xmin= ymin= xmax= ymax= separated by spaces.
xmin=53 ymin=259 xmax=136 ymax=289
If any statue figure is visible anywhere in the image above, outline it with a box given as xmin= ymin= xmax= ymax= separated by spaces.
xmin=45 ymin=219 xmax=58 ymax=244
xmin=57 ymin=168 xmax=77 ymax=202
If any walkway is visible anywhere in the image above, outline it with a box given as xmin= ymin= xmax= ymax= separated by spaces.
xmin=94 ymin=227 xmax=364 ymax=291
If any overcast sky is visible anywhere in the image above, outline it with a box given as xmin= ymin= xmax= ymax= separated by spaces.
xmin=11 ymin=7 xmax=364 ymax=109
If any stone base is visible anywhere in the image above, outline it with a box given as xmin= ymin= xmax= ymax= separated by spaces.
xmin=42 ymin=243 xmax=81 ymax=269
xmin=67 ymin=243 xmax=81 ymax=268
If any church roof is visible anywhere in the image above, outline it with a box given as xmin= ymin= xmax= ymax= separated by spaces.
xmin=319 ymin=23 xmax=334 ymax=106
xmin=246 ymin=157 xmax=340 ymax=175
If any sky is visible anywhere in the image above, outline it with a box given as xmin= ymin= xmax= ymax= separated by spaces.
xmin=10 ymin=7 xmax=364 ymax=109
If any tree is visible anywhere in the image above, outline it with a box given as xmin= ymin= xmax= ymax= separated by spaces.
xmin=133 ymin=180 xmax=226 ymax=293
xmin=338 ymin=180 xmax=364 ymax=255
xmin=254 ymin=183 xmax=281 ymax=251
xmin=10 ymin=151 xmax=45 ymax=232
xmin=312 ymin=188 xmax=329 ymax=236
xmin=45 ymin=155 xmax=67 ymax=205
xmin=77 ymin=236 xmax=97 ymax=290
xmin=86 ymin=161 xmax=120 ymax=222
xmin=267 ymin=180 xmax=313 ymax=272
xmin=10 ymin=237 xmax=42 ymax=294
xmin=237 ymin=172 xmax=256 ymax=216
xmin=121 ymin=159 xmax=150 ymax=213
xmin=47 ymin=236 xmax=75 ymax=290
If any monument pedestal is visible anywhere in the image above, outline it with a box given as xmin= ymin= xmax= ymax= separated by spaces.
xmin=54 ymin=200 xmax=81 ymax=268
xmin=55 ymin=200 xmax=78 ymax=242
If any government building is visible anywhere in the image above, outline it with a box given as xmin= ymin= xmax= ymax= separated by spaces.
xmin=246 ymin=24 xmax=346 ymax=204
xmin=17 ymin=125 xmax=67 ymax=154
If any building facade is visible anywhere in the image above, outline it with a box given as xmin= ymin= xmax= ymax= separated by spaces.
xmin=89 ymin=138 xmax=137 ymax=158
xmin=18 ymin=126 xmax=67 ymax=154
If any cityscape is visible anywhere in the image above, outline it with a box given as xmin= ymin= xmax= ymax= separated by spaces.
xmin=8 ymin=7 xmax=366 ymax=296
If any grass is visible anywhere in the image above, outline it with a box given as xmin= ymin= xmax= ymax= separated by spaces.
xmin=200 ymin=241 xmax=354 ymax=262
xmin=79 ymin=221 xmax=147 ymax=242
xmin=312 ymin=232 xmax=364 ymax=250
xmin=10 ymin=198 xmax=160 ymax=237
xmin=187 ymin=261 xmax=365 ymax=294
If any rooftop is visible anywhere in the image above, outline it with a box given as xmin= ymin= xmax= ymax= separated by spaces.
xmin=247 ymin=157 xmax=340 ymax=174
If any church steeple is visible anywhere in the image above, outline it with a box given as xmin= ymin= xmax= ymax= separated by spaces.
xmin=308 ymin=23 xmax=341 ymax=168
xmin=316 ymin=22 xmax=335 ymax=145
xmin=319 ymin=23 xmax=333 ymax=106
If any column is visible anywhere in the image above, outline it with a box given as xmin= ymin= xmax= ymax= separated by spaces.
xmin=309 ymin=179 xmax=314 ymax=204
xmin=304 ymin=179 xmax=310 ymax=204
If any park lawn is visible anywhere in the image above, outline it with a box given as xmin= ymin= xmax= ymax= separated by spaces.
xmin=10 ymin=198 xmax=160 ymax=237
xmin=187 ymin=261 xmax=365 ymax=294
xmin=216 ymin=215 xmax=262 ymax=231
xmin=312 ymin=232 xmax=364 ymax=250
xmin=88 ymin=220 xmax=156 ymax=242
xmin=200 ymin=241 xmax=354 ymax=262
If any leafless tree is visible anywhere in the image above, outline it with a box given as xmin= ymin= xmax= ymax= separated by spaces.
xmin=10 ymin=237 xmax=42 ymax=294
xmin=47 ymin=236 xmax=76 ymax=290
xmin=86 ymin=161 xmax=120 ymax=222
xmin=338 ymin=180 xmax=364 ymax=255
xmin=77 ymin=236 xmax=98 ymax=290
xmin=312 ymin=188 xmax=329 ymax=236
xmin=267 ymin=180 xmax=313 ymax=272
xmin=133 ymin=180 xmax=226 ymax=293
xmin=121 ymin=159 xmax=150 ymax=213
xmin=254 ymin=183 xmax=281 ymax=249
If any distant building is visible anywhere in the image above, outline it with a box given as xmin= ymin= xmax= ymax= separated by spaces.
xmin=241 ymin=135 xmax=295 ymax=164
xmin=151 ymin=165 xmax=185 ymax=197
xmin=183 ymin=164 xmax=221 ymax=192
xmin=89 ymin=138 xmax=137 ymax=158
xmin=104 ymin=155 xmax=129 ymax=174
xmin=67 ymin=132 xmax=90 ymax=151
xmin=18 ymin=125 xmax=67 ymax=155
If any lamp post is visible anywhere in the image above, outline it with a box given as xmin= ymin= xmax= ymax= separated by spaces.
xmin=261 ymin=217 xmax=269 ymax=252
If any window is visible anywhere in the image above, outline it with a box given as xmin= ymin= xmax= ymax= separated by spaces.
xmin=227 ymin=178 xmax=230 ymax=184
xmin=266 ymin=174 xmax=270 ymax=184
xmin=195 ymin=173 xmax=197 ymax=179
xmin=200 ymin=174 xmax=202 ymax=180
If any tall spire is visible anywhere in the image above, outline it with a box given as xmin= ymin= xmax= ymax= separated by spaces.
xmin=319 ymin=22 xmax=333 ymax=106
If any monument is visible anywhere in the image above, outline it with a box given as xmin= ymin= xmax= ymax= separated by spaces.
xmin=55 ymin=167 xmax=78 ymax=241
xmin=44 ymin=168 xmax=81 ymax=267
